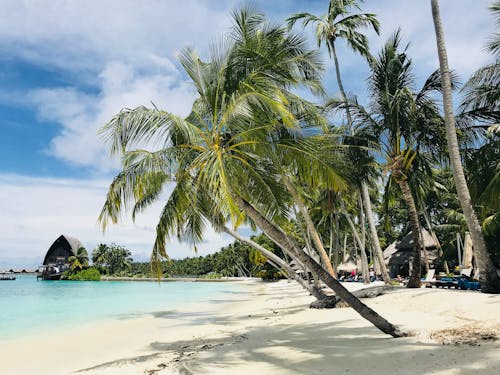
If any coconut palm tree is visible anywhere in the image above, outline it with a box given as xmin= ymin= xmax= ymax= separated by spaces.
xmin=98 ymin=8 xmax=404 ymax=337
xmin=431 ymin=0 xmax=500 ymax=293
xmin=343 ymin=31 xmax=449 ymax=287
xmin=288 ymin=1 xmax=391 ymax=284
xmin=68 ymin=246 xmax=89 ymax=272
xmin=287 ymin=0 xmax=379 ymax=132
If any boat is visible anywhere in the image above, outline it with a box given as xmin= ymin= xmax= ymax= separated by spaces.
xmin=0 ymin=272 xmax=16 ymax=280
xmin=37 ymin=265 xmax=62 ymax=280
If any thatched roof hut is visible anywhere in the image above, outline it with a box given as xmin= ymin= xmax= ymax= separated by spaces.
xmin=337 ymin=255 xmax=360 ymax=273
xmin=383 ymin=228 xmax=439 ymax=277
xmin=396 ymin=228 xmax=437 ymax=251
xmin=42 ymin=234 xmax=82 ymax=267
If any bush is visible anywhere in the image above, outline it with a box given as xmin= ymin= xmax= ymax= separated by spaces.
xmin=200 ymin=273 xmax=222 ymax=279
xmin=257 ymin=269 xmax=284 ymax=281
xmin=68 ymin=268 xmax=101 ymax=281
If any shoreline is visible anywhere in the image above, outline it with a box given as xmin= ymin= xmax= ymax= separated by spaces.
xmin=100 ymin=276 xmax=258 ymax=282
xmin=0 ymin=279 xmax=498 ymax=374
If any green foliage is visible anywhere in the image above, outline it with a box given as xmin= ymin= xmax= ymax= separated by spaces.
xmin=257 ymin=269 xmax=284 ymax=281
xmin=126 ymin=233 xmax=286 ymax=279
xmin=91 ymin=243 xmax=133 ymax=275
xmin=200 ymin=273 xmax=223 ymax=279
xmin=68 ymin=246 xmax=89 ymax=271
xmin=67 ymin=268 xmax=101 ymax=281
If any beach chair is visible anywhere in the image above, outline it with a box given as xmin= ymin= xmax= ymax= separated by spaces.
xmin=460 ymin=268 xmax=472 ymax=277
xmin=422 ymin=269 xmax=436 ymax=288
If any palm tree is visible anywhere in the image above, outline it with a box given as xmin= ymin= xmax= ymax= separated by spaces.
xmin=288 ymin=1 xmax=391 ymax=284
xmin=98 ymin=8 xmax=404 ymax=337
xmin=92 ymin=244 xmax=108 ymax=272
xmin=345 ymin=32 xmax=448 ymax=287
xmin=431 ymin=0 xmax=500 ymax=293
xmin=68 ymin=246 xmax=89 ymax=272
xmin=287 ymin=0 xmax=379 ymax=132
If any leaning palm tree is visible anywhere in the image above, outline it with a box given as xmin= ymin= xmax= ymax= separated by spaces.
xmin=288 ymin=0 xmax=391 ymax=284
xmin=99 ymin=8 xmax=404 ymax=337
xmin=431 ymin=0 xmax=500 ymax=293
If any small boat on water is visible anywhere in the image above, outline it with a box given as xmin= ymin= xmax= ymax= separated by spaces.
xmin=37 ymin=265 xmax=62 ymax=280
xmin=0 ymin=272 xmax=16 ymax=280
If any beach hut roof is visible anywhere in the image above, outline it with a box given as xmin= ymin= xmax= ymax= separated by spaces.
xmin=42 ymin=234 xmax=83 ymax=265
xmin=383 ymin=241 xmax=398 ymax=261
xmin=396 ymin=228 xmax=437 ymax=250
xmin=337 ymin=256 xmax=358 ymax=272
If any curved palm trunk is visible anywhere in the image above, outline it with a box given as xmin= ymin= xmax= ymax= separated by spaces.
xmin=431 ymin=0 xmax=500 ymax=293
xmin=361 ymin=182 xmax=391 ymax=283
xmin=397 ymin=179 xmax=423 ymax=288
xmin=223 ymin=226 xmax=328 ymax=300
xmin=283 ymin=177 xmax=336 ymax=277
xmin=236 ymin=196 xmax=406 ymax=337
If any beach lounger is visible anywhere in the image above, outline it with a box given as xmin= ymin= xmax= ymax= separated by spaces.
xmin=422 ymin=269 xmax=436 ymax=288
xmin=460 ymin=268 xmax=472 ymax=277
xmin=458 ymin=278 xmax=481 ymax=291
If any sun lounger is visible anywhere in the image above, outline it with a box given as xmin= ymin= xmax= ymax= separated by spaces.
xmin=460 ymin=268 xmax=472 ymax=277
xmin=458 ymin=278 xmax=481 ymax=291
xmin=422 ymin=269 xmax=436 ymax=287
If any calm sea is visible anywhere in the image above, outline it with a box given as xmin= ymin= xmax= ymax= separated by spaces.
xmin=0 ymin=275 xmax=246 ymax=341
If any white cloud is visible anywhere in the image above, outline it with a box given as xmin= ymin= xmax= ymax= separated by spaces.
xmin=362 ymin=0 xmax=495 ymax=82
xmin=0 ymin=0 xmax=236 ymax=172
xmin=0 ymin=174 xmax=234 ymax=268
xmin=0 ymin=0 xmax=233 ymax=73
xmin=27 ymin=60 xmax=196 ymax=171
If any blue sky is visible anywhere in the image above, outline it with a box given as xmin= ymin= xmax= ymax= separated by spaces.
xmin=0 ymin=0 xmax=496 ymax=268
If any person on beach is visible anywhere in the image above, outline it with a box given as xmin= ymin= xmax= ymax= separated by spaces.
xmin=369 ymin=268 xmax=376 ymax=282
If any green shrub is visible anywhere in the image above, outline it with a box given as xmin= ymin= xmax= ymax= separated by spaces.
xmin=201 ymin=273 xmax=222 ymax=279
xmin=68 ymin=268 xmax=101 ymax=281
xmin=257 ymin=269 xmax=284 ymax=281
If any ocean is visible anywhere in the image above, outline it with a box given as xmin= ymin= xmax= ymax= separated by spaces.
xmin=0 ymin=275 xmax=245 ymax=341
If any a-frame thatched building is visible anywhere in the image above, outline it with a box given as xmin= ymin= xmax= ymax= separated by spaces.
xmin=42 ymin=234 xmax=82 ymax=272
xmin=383 ymin=228 xmax=439 ymax=277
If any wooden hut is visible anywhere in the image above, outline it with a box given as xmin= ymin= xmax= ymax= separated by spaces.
xmin=39 ymin=235 xmax=83 ymax=280
xmin=383 ymin=228 xmax=438 ymax=277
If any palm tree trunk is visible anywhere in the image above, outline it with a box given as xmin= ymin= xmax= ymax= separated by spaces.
xmin=397 ymin=179 xmax=423 ymax=288
xmin=222 ymin=226 xmax=328 ymax=300
xmin=331 ymin=41 xmax=353 ymax=131
xmin=283 ymin=177 xmax=336 ymax=277
xmin=334 ymin=42 xmax=389 ymax=280
xmin=419 ymin=228 xmax=430 ymax=273
xmin=421 ymin=203 xmax=449 ymax=273
xmin=235 ymin=196 xmax=406 ymax=337
xmin=361 ymin=182 xmax=391 ymax=284
xmin=431 ymin=0 xmax=500 ymax=293
xmin=332 ymin=41 xmax=390 ymax=283
xmin=343 ymin=205 xmax=369 ymax=284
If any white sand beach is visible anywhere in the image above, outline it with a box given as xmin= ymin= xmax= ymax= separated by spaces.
xmin=1 ymin=280 xmax=499 ymax=375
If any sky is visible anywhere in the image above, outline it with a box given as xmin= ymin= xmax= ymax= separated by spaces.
xmin=0 ymin=0 xmax=496 ymax=269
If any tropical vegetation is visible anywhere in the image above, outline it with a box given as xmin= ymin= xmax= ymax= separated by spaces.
xmin=97 ymin=0 xmax=500 ymax=337
xmin=91 ymin=243 xmax=133 ymax=275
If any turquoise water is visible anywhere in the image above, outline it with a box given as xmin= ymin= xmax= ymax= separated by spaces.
xmin=0 ymin=275 xmax=245 ymax=340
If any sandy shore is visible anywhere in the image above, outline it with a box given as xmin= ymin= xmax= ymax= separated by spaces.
xmin=0 ymin=280 xmax=499 ymax=375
